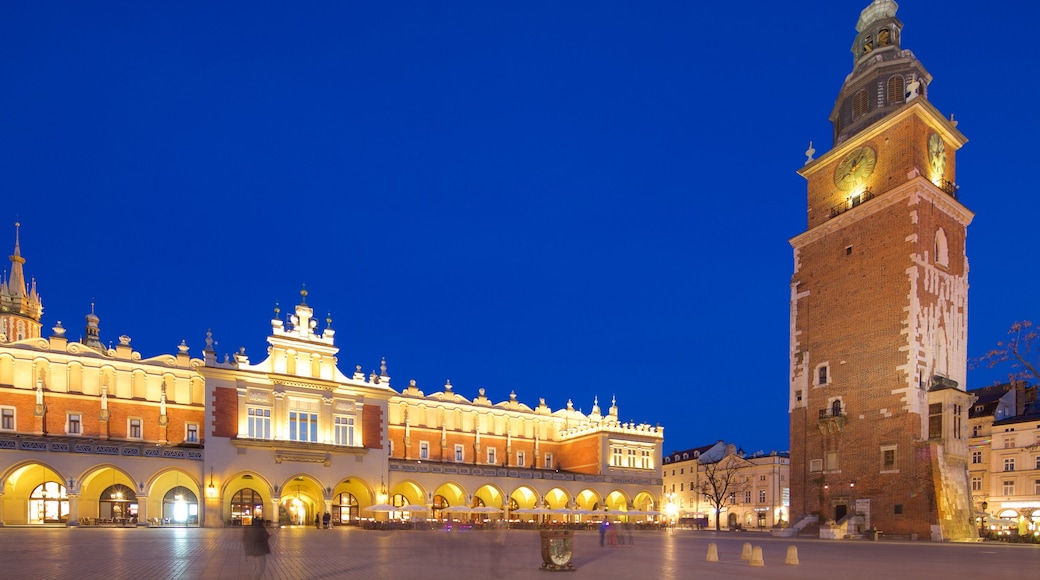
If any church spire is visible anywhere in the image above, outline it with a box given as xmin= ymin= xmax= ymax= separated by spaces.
xmin=0 ymin=222 xmax=43 ymax=342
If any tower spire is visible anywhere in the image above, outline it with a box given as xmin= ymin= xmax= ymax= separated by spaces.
xmin=1 ymin=222 xmax=43 ymax=342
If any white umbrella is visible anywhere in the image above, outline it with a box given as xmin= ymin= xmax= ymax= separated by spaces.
xmin=363 ymin=503 xmax=398 ymax=512
xmin=440 ymin=505 xmax=471 ymax=514
xmin=511 ymin=508 xmax=535 ymax=515
xmin=399 ymin=504 xmax=428 ymax=512
xmin=472 ymin=506 xmax=503 ymax=514
xmin=605 ymin=509 xmax=629 ymax=516
xmin=531 ymin=507 xmax=554 ymax=515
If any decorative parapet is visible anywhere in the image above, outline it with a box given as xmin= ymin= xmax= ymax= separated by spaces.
xmin=558 ymin=421 xmax=663 ymax=441
xmin=0 ymin=435 xmax=203 ymax=461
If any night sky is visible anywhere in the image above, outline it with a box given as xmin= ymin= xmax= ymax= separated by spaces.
xmin=2 ymin=1 xmax=1037 ymax=455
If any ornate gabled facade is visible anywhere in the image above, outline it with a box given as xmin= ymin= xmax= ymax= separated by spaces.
xmin=0 ymin=230 xmax=665 ymax=528
xmin=790 ymin=0 xmax=975 ymax=541
xmin=0 ymin=224 xmax=207 ymax=526
xmin=200 ymin=290 xmax=395 ymax=527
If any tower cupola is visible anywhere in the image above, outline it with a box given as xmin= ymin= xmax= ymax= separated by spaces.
xmin=830 ymin=0 xmax=932 ymax=145
xmin=0 ymin=222 xmax=43 ymax=342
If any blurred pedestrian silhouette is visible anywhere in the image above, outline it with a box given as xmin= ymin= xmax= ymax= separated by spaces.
xmin=315 ymin=513 xmax=321 ymax=529
xmin=323 ymin=511 xmax=331 ymax=529
xmin=243 ymin=519 xmax=271 ymax=579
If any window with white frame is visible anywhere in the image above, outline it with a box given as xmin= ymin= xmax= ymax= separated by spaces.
xmin=185 ymin=423 xmax=199 ymax=443
xmin=487 ymin=447 xmax=497 ymax=465
xmin=544 ymin=453 xmax=553 ymax=469
xmin=759 ymin=490 xmax=767 ymax=503
xmin=1 ymin=407 xmax=14 ymax=431
xmin=971 ymin=450 xmax=982 ymax=464
xmin=611 ymin=447 xmax=623 ymax=466
xmin=881 ymin=445 xmax=897 ymax=472
xmin=419 ymin=441 xmax=430 ymax=460
xmin=1004 ymin=437 xmax=1015 ymax=449
xmin=289 ymin=399 xmax=319 ymax=442
xmin=67 ymin=413 xmax=82 ymax=435
xmin=816 ymin=363 xmax=829 ymax=386
xmin=516 ymin=451 xmax=526 ymax=467
xmin=972 ymin=424 xmax=981 ymax=437
xmin=627 ymin=448 xmax=637 ymax=468
xmin=454 ymin=444 xmax=464 ymax=463
xmin=744 ymin=490 xmax=751 ymax=504
xmin=641 ymin=449 xmax=652 ymax=469
xmin=334 ymin=415 xmax=355 ymax=446
xmin=128 ymin=418 xmax=142 ymax=439
xmin=1035 ymin=456 xmax=1040 ymax=470
xmin=1035 ymin=479 xmax=1040 ymax=495
xmin=1003 ymin=480 xmax=1015 ymax=496
xmin=809 ymin=459 xmax=823 ymax=472
xmin=1004 ymin=458 xmax=1015 ymax=472
xmin=971 ymin=476 xmax=982 ymax=492
xmin=248 ymin=407 xmax=272 ymax=439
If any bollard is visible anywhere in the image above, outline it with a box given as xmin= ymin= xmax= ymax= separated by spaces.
xmin=749 ymin=546 xmax=765 ymax=567
xmin=706 ymin=543 xmax=719 ymax=562
xmin=740 ymin=542 xmax=752 ymax=560
xmin=785 ymin=545 xmax=800 ymax=565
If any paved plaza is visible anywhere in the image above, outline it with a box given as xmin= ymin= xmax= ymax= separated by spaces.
xmin=2 ymin=526 xmax=1039 ymax=579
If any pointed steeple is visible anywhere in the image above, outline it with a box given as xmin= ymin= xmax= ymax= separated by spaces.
xmin=1 ymin=222 xmax=43 ymax=342
xmin=82 ymin=301 xmax=104 ymax=352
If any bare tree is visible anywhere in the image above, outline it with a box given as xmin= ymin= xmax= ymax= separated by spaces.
xmin=977 ymin=320 xmax=1040 ymax=384
xmin=700 ymin=453 xmax=751 ymax=531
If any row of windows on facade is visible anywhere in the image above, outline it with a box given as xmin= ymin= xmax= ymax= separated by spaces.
xmin=971 ymin=452 xmax=1040 ymax=472
xmin=411 ymin=440 xmax=555 ymax=469
xmin=246 ymin=407 xmax=355 ymax=446
xmin=973 ymin=479 xmax=1040 ymax=496
xmin=809 ymin=447 xmax=899 ymax=473
xmin=666 ymin=490 xmax=778 ymax=508
xmin=0 ymin=406 xmax=200 ymax=442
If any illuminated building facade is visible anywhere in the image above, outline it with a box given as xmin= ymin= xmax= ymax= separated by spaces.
xmin=662 ymin=442 xmax=789 ymax=529
xmin=0 ymin=229 xmax=663 ymax=527
xmin=967 ymin=382 xmax=1040 ymax=534
xmin=788 ymin=0 xmax=975 ymax=540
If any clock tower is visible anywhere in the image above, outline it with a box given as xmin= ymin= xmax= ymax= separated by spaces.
xmin=789 ymin=0 xmax=976 ymax=541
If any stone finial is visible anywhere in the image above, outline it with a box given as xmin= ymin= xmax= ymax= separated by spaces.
xmin=177 ymin=339 xmax=189 ymax=354
xmin=444 ymin=380 xmax=453 ymax=392
xmin=805 ymin=141 xmax=816 ymax=164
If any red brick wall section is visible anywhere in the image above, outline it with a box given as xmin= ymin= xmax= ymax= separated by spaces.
xmin=556 ymin=435 xmax=601 ymax=475
xmin=211 ymin=386 xmax=238 ymax=438
xmin=363 ymin=404 xmax=383 ymax=450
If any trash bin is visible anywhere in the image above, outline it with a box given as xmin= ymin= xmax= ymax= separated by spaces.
xmin=539 ymin=529 xmax=576 ymax=571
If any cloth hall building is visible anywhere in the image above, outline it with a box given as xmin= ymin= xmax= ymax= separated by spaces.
xmin=0 ymin=226 xmax=663 ymax=527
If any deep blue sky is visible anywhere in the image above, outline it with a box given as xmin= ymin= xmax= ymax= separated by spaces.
xmin=2 ymin=1 xmax=1037 ymax=455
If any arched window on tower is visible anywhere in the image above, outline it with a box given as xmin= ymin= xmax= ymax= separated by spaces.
xmin=887 ymin=76 xmax=905 ymax=105
xmin=853 ymin=90 xmax=868 ymax=119
xmin=878 ymin=28 xmax=891 ymax=47
xmin=934 ymin=228 xmax=949 ymax=267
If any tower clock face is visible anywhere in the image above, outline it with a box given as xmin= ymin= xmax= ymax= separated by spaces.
xmin=833 ymin=146 xmax=877 ymax=191
xmin=928 ymin=132 xmax=946 ymax=178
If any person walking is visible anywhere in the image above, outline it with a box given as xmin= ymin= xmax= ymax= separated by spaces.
xmin=315 ymin=513 xmax=321 ymax=529
xmin=322 ymin=511 xmax=331 ymax=529
xmin=243 ymin=518 xmax=271 ymax=579
xmin=599 ymin=520 xmax=608 ymax=547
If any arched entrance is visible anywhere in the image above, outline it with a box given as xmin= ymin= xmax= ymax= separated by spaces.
xmin=230 ymin=488 xmax=265 ymax=526
xmin=30 ymin=481 xmax=69 ymax=524
xmin=99 ymin=484 xmax=137 ymax=524
xmin=727 ymin=512 xmax=738 ymax=529
xmin=334 ymin=492 xmax=359 ymax=525
xmin=162 ymin=486 xmax=199 ymax=526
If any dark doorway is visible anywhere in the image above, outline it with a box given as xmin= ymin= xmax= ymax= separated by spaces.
xmin=835 ymin=504 xmax=848 ymax=521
